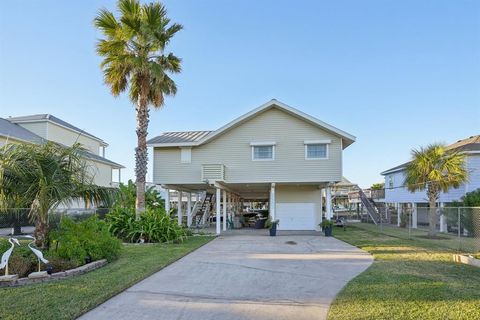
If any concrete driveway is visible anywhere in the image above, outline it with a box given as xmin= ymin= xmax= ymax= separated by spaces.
xmin=80 ymin=233 xmax=372 ymax=320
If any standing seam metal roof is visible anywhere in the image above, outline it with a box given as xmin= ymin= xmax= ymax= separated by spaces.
xmin=147 ymin=131 xmax=214 ymax=144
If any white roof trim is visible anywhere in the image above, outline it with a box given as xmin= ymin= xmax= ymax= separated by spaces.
xmin=148 ymin=99 xmax=356 ymax=149
xmin=199 ymin=100 xmax=355 ymax=146
xmin=11 ymin=119 xmax=108 ymax=146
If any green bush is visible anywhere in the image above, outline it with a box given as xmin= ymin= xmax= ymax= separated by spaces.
xmin=113 ymin=180 xmax=164 ymax=209
xmin=50 ymin=216 xmax=121 ymax=265
xmin=106 ymin=207 xmax=187 ymax=243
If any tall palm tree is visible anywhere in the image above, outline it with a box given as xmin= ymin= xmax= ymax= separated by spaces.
xmin=94 ymin=0 xmax=182 ymax=218
xmin=0 ymin=142 xmax=116 ymax=247
xmin=404 ymin=144 xmax=468 ymax=236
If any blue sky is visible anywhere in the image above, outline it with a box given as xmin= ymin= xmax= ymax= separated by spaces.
xmin=1 ymin=0 xmax=479 ymax=188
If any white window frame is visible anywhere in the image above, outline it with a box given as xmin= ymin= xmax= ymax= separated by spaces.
xmin=180 ymin=147 xmax=192 ymax=163
xmin=304 ymin=140 xmax=330 ymax=160
xmin=388 ymin=175 xmax=394 ymax=188
xmin=250 ymin=141 xmax=276 ymax=161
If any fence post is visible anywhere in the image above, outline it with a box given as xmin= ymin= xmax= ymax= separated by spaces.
xmin=412 ymin=202 xmax=418 ymax=229
xmin=408 ymin=208 xmax=412 ymax=239
xmin=457 ymin=207 xmax=461 ymax=251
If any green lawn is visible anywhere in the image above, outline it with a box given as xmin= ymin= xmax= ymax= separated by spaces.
xmin=352 ymin=222 xmax=480 ymax=253
xmin=0 ymin=235 xmax=213 ymax=320
xmin=328 ymin=226 xmax=480 ymax=320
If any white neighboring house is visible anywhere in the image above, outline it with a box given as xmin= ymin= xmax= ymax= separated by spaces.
xmin=0 ymin=115 xmax=124 ymax=189
xmin=381 ymin=135 xmax=480 ymax=228
xmin=147 ymin=99 xmax=356 ymax=233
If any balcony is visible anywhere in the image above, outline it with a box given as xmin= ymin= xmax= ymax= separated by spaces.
xmin=201 ymin=164 xmax=225 ymax=182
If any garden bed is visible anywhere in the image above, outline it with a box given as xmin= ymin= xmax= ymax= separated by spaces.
xmin=0 ymin=259 xmax=107 ymax=288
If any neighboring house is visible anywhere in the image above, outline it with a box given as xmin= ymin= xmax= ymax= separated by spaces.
xmin=147 ymin=99 xmax=356 ymax=233
xmin=0 ymin=115 xmax=124 ymax=188
xmin=381 ymin=135 xmax=480 ymax=229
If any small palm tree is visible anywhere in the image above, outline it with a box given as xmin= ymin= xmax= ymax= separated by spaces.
xmin=0 ymin=142 xmax=116 ymax=247
xmin=404 ymin=144 xmax=468 ymax=236
xmin=94 ymin=0 xmax=182 ymax=218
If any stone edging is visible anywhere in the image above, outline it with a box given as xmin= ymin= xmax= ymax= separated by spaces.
xmin=0 ymin=259 xmax=107 ymax=288
xmin=453 ymin=254 xmax=480 ymax=268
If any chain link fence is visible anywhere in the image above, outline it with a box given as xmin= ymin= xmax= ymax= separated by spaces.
xmin=0 ymin=208 xmax=111 ymax=235
xmin=359 ymin=205 xmax=480 ymax=254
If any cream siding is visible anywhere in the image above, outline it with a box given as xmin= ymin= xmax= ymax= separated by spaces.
xmin=87 ymin=160 xmax=113 ymax=187
xmin=46 ymin=122 xmax=101 ymax=154
xmin=153 ymin=108 xmax=343 ymax=184
xmin=16 ymin=122 xmax=48 ymax=139
xmin=0 ymin=136 xmax=7 ymax=147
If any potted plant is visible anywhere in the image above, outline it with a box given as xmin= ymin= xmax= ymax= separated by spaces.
xmin=320 ymin=219 xmax=334 ymax=237
xmin=266 ymin=219 xmax=280 ymax=236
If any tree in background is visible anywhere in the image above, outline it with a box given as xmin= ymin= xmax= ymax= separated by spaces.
xmin=114 ymin=179 xmax=164 ymax=209
xmin=94 ymin=0 xmax=182 ymax=218
xmin=371 ymin=183 xmax=384 ymax=190
xmin=404 ymin=144 xmax=467 ymax=236
xmin=0 ymin=143 xmax=116 ymax=247
xmin=451 ymin=188 xmax=480 ymax=236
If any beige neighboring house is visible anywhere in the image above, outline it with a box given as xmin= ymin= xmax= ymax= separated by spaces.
xmin=147 ymin=99 xmax=356 ymax=233
xmin=0 ymin=115 xmax=124 ymax=188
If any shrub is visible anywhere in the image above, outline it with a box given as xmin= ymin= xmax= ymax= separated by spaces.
xmin=106 ymin=207 xmax=187 ymax=243
xmin=50 ymin=216 xmax=121 ymax=265
xmin=320 ymin=219 xmax=333 ymax=229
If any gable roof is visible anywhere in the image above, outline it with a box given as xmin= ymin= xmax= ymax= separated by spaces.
xmin=147 ymin=99 xmax=356 ymax=148
xmin=8 ymin=114 xmax=107 ymax=145
xmin=0 ymin=117 xmax=123 ymax=169
xmin=0 ymin=117 xmax=46 ymax=144
xmin=381 ymin=135 xmax=480 ymax=175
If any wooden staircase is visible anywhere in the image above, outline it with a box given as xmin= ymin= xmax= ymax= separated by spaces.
xmin=192 ymin=192 xmax=215 ymax=228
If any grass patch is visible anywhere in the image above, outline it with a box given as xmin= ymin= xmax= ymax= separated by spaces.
xmin=0 ymin=236 xmax=213 ymax=320
xmin=328 ymin=226 xmax=480 ymax=320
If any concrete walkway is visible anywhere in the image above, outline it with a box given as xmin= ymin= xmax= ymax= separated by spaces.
xmin=80 ymin=234 xmax=372 ymax=320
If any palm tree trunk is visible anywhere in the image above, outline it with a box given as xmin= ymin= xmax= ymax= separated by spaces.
xmin=34 ymin=212 xmax=48 ymax=248
xmin=427 ymin=183 xmax=439 ymax=237
xmin=135 ymin=94 xmax=149 ymax=219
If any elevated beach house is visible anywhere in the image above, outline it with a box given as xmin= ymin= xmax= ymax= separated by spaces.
xmin=147 ymin=100 xmax=355 ymax=233
xmin=381 ymin=135 xmax=480 ymax=230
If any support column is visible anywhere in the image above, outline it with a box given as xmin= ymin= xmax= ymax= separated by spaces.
xmin=326 ymin=186 xmax=332 ymax=220
xmin=412 ymin=202 xmax=418 ymax=229
xmin=270 ymin=183 xmax=276 ymax=220
xmin=178 ymin=191 xmax=183 ymax=226
xmin=187 ymin=193 xmax=192 ymax=227
xmin=165 ymin=189 xmax=170 ymax=213
xmin=223 ymin=190 xmax=227 ymax=231
xmin=396 ymin=203 xmax=401 ymax=227
xmin=318 ymin=187 xmax=324 ymax=230
xmin=228 ymin=193 xmax=232 ymax=221
xmin=216 ymin=188 xmax=221 ymax=235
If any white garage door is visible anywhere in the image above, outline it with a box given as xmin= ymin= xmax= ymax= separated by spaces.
xmin=276 ymin=203 xmax=316 ymax=230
